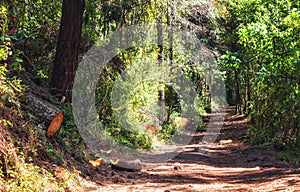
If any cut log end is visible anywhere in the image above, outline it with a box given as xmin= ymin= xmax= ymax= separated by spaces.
xmin=47 ymin=111 xmax=64 ymax=137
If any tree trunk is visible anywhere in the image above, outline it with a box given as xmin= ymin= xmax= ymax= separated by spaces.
xmin=166 ymin=3 xmax=174 ymax=123
xmin=157 ymin=17 xmax=165 ymax=122
xmin=157 ymin=17 xmax=163 ymax=62
xmin=51 ymin=0 xmax=85 ymax=102
xmin=235 ymin=69 xmax=242 ymax=114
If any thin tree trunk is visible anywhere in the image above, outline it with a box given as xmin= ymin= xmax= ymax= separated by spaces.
xmin=235 ymin=69 xmax=242 ymax=114
xmin=157 ymin=17 xmax=163 ymax=62
xmin=166 ymin=3 xmax=174 ymax=123
xmin=157 ymin=16 xmax=165 ymax=122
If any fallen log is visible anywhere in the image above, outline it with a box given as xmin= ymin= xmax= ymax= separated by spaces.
xmin=19 ymin=71 xmax=63 ymax=123
xmin=24 ymin=91 xmax=62 ymax=122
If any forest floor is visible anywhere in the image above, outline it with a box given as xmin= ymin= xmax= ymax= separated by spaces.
xmin=81 ymin=106 xmax=300 ymax=191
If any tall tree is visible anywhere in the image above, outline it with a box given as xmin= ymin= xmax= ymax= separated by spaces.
xmin=51 ymin=0 xmax=85 ymax=102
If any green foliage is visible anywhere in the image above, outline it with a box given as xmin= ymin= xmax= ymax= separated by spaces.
xmin=3 ymin=0 xmax=62 ymax=86
xmin=95 ymin=45 xmax=206 ymax=149
xmin=0 ymin=5 xmax=70 ymax=190
xmin=95 ymin=54 xmax=161 ymax=149
xmin=88 ymin=0 xmax=216 ymax=150
xmin=0 ymin=7 xmax=23 ymax=108
xmin=5 ymin=158 xmax=61 ymax=192
xmin=61 ymin=103 xmax=82 ymax=145
xmin=218 ymin=0 xmax=300 ymax=147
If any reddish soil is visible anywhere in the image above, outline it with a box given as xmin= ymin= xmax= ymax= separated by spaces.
xmin=86 ymin=106 xmax=300 ymax=191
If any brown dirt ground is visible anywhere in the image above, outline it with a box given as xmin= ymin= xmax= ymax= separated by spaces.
xmin=82 ymin=106 xmax=300 ymax=192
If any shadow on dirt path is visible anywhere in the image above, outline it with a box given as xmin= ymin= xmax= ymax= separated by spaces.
xmin=90 ymin=106 xmax=300 ymax=192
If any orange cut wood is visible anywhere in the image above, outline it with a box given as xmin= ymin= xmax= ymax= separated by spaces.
xmin=47 ymin=112 xmax=64 ymax=137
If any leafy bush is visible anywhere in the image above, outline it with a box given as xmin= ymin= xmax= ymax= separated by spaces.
xmin=217 ymin=0 xmax=300 ymax=147
xmin=0 ymin=5 xmax=68 ymax=191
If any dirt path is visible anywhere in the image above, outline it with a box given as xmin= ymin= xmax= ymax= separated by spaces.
xmin=86 ymin=107 xmax=300 ymax=191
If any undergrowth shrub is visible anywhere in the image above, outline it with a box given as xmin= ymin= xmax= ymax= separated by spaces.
xmin=0 ymin=5 xmax=66 ymax=191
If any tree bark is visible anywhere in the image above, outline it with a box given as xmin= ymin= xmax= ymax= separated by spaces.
xmin=25 ymin=92 xmax=61 ymax=122
xmin=157 ymin=17 xmax=165 ymax=122
xmin=234 ymin=69 xmax=242 ymax=114
xmin=51 ymin=0 xmax=85 ymax=102
xmin=166 ymin=3 xmax=174 ymax=123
